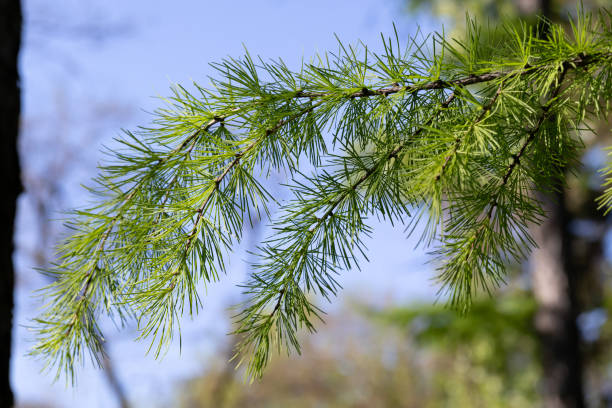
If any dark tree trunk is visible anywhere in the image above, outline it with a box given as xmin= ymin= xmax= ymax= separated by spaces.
xmin=521 ymin=1 xmax=586 ymax=406
xmin=532 ymin=191 xmax=585 ymax=408
xmin=0 ymin=0 xmax=22 ymax=406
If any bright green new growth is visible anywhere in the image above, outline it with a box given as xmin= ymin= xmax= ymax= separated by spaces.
xmin=31 ymin=10 xmax=612 ymax=381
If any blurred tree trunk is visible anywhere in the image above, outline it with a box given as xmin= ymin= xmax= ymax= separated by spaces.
xmin=525 ymin=0 xmax=585 ymax=407
xmin=0 ymin=0 xmax=22 ymax=406
xmin=101 ymin=351 xmax=130 ymax=408
xmin=532 ymin=191 xmax=585 ymax=408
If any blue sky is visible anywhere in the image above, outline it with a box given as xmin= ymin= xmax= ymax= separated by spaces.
xmin=15 ymin=1 xmax=440 ymax=406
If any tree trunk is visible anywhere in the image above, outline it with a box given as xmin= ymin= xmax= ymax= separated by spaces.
xmin=520 ymin=1 xmax=586 ymax=405
xmin=532 ymin=191 xmax=585 ymax=408
xmin=0 ymin=0 xmax=22 ymax=406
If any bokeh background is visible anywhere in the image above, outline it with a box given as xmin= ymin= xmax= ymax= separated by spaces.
xmin=11 ymin=0 xmax=612 ymax=407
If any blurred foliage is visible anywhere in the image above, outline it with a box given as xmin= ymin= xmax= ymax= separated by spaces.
xmin=370 ymin=291 xmax=543 ymax=407
xmin=178 ymin=312 xmax=425 ymax=408
xmin=177 ymin=298 xmax=543 ymax=408
xmin=378 ymin=287 xmax=612 ymax=406
xmin=375 ymin=291 xmax=537 ymax=378
xmin=404 ymin=0 xmax=610 ymax=26
xmin=176 ymin=287 xmax=612 ymax=406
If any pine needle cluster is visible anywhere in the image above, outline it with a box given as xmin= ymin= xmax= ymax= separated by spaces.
xmin=31 ymin=10 xmax=612 ymax=381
